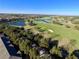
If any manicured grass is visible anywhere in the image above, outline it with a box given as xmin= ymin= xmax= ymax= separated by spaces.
xmin=24 ymin=25 xmax=35 ymax=29
xmin=36 ymin=23 xmax=79 ymax=48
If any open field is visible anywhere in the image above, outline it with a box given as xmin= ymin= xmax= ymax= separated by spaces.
xmin=35 ymin=23 xmax=79 ymax=49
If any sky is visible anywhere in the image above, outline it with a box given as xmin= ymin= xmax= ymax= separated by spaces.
xmin=0 ymin=0 xmax=79 ymax=15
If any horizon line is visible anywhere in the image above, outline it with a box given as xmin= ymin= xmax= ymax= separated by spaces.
xmin=0 ymin=12 xmax=79 ymax=16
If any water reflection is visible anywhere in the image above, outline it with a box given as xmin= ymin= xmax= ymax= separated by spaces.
xmin=9 ymin=20 xmax=25 ymax=27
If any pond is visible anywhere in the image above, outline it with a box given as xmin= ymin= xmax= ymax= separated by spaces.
xmin=34 ymin=19 xmax=51 ymax=24
xmin=8 ymin=20 xmax=25 ymax=27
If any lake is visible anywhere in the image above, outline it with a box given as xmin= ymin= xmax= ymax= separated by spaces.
xmin=8 ymin=20 xmax=25 ymax=27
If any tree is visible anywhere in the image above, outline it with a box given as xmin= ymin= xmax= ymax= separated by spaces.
xmin=19 ymin=39 xmax=29 ymax=58
xmin=29 ymin=48 xmax=37 ymax=59
xmin=39 ymin=32 xmax=51 ymax=48
xmin=66 ymin=55 xmax=77 ymax=59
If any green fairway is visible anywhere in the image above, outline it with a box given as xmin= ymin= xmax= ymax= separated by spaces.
xmin=36 ymin=23 xmax=79 ymax=48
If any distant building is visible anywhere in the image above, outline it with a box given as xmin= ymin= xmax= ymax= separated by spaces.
xmin=0 ymin=18 xmax=10 ymax=22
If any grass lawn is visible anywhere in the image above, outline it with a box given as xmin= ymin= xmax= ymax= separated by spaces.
xmin=24 ymin=25 xmax=35 ymax=29
xmin=36 ymin=23 xmax=79 ymax=49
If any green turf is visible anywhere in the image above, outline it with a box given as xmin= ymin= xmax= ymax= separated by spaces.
xmin=36 ymin=23 xmax=79 ymax=48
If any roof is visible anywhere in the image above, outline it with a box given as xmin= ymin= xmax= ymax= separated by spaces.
xmin=0 ymin=35 xmax=22 ymax=59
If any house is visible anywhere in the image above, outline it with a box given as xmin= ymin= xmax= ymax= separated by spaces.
xmin=37 ymin=47 xmax=49 ymax=57
xmin=0 ymin=32 xmax=4 ymax=37
xmin=0 ymin=34 xmax=22 ymax=59
xmin=29 ymin=41 xmax=39 ymax=50
xmin=0 ymin=18 xmax=10 ymax=22
xmin=31 ymin=43 xmax=37 ymax=48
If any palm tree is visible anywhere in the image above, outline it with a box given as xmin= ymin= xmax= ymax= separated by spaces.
xmin=19 ymin=40 xmax=29 ymax=58
xmin=29 ymin=48 xmax=37 ymax=59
